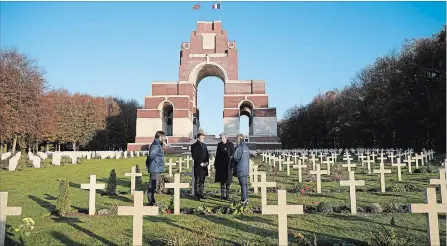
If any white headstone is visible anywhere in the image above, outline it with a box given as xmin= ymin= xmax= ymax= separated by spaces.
xmin=165 ymin=173 xmax=189 ymax=215
xmin=125 ymin=166 xmax=143 ymax=195
xmin=118 ymin=191 xmax=159 ymax=246
xmin=340 ymin=171 xmax=365 ymax=214
xmin=410 ymin=188 xmax=445 ymax=246
xmin=0 ymin=192 xmax=22 ymax=246
xmin=80 ymin=175 xmax=106 ymax=215
xmin=263 ymin=190 xmax=304 ymax=246
xmin=373 ymin=162 xmax=392 ymax=193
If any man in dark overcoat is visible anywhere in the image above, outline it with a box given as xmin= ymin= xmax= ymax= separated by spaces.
xmin=190 ymin=133 xmax=210 ymax=201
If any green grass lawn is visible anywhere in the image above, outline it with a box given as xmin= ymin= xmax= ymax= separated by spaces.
xmin=0 ymin=156 xmax=446 ymax=246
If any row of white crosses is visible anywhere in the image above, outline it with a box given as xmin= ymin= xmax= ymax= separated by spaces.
xmin=165 ymin=155 xmax=193 ymax=177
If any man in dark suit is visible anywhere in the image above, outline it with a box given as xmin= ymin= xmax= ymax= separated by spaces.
xmin=190 ymin=133 xmax=210 ymax=201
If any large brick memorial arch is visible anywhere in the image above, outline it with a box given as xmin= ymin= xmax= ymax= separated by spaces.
xmin=128 ymin=21 xmax=279 ymax=151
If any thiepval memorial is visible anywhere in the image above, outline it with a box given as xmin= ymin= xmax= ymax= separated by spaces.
xmin=128 ymin=21 xmax=280 ymax=151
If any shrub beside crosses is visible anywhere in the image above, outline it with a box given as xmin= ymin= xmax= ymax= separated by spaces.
xmin=55 ymin=179 xmax=72 ymax=216
xmin=106 ymin=169 xmax=118 ymax=196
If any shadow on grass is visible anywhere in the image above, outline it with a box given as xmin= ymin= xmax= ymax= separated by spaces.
xmin=52 ymin=217 xmax=119 ymax=246
xmin=326 ymin=214 xmax=426 ymax=233
xmin=145 ymin=216 xmax=238 ymax=245
xmin=28 ymin=195 xmax=55 ymax=213
xmin=202 ymin=215 xmax=276 ymax=242
xmin=50 ymin=231 xmax=84 ymax=246
xmin=44 ymin=193 xmax=57 ymax=200
xmin=4 ymin=224 xmax=21 ymax=246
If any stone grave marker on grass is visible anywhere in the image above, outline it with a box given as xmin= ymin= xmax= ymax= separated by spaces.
xmin=410 ymin=188 xmax=446 ymax=246
xmin=0 ymin=192 xmax=22 ymax=246
xmin=373 ymin=162 xmax=392 ymax=193
xmin=340 ymin=171 xmax=365 ymax=215
xmin=165 ymin=173 xmax=189 ymax=215
xmin=263 ymin=190 xmax=304 ymax=246
xmin=125 ymin=166 xmax=143 ymax=195
xmin=118 ymin=191 xmax=159 ymax=246
xmin=309 ymin=163 xmax=328 ymax=194
xmin=429 ymin=168 xmax=446 ymax=204
xmin=252 ymin=172 xmax=276 ymax=208
xmin=80 ymin=175 xmax=106 ymax=215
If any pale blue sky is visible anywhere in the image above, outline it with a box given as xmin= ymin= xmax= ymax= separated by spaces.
xmin=1 ymin=1 xmax=445 ymax=136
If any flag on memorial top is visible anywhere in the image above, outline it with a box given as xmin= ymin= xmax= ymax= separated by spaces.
xmin=212 ymin=3 xmax=221 ymax=10
xmin=192 ymin=3 xmax=200 ymax=10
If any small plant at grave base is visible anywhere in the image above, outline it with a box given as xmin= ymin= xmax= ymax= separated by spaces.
xmin=55 ymin=179 xmax=72 ymax=216
xmin=135 ymin=165 xmax=142 ymax=185
xmin=317 ymin=202 xmax=333 ymax=214
xmin=191 ymin=225 xmax=216 ymax=246
xmin=370 ymin=203 xmax=383 ymax=214
xmin=368 ymin=226 xmax=409 ymax=246
xmin=194 ymin=205 xmax=213 ymax=215
xmin=166 ymin=197 xmax=174 ymax=214
xmin=60 ymin=156 xmax=71 ymax=165
xmin=333 ymin=240 xmax=356 ymax=246
xmin=162 ymin=234 xmax=189 ymax=246
xmin=106 ymin=169 xmax=118 ymax=196
xmin=390 ymin=216 xmax=396 ymax=226
xmin=14 ymin=217 xmax=35 ymax=245
xmin=292 ymin=232 xmax=317 ymax=246
xmin=229 ymin=201 xmax=251 ymax=215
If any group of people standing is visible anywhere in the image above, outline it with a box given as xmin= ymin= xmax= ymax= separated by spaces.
xmin=146 ymin=131 xmax=250 ymax=206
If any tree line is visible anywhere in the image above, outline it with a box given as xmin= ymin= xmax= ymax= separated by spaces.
xmin=0 ymin=48 xmax=141 ymax=153
xmin=280 ymin=27 xmax=446 ymax=152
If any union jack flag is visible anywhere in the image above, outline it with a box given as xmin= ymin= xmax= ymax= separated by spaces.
xmin=192 ymin=3 xmax=200 ymax=10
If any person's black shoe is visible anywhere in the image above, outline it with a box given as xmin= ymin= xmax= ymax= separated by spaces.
xmin=195 ymin=196 xmax=201 ymax=201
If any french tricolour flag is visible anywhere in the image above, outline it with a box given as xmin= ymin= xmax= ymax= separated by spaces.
xmin=212 ymin=3 xmax=221 ymax=10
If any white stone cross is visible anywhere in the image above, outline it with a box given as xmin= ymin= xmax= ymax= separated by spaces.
xmin=292 ymin=160 xmax=307 ymax=183
xmin=118 ymin=191 xmax=159 ymax=246
xmin=429 ymin=168 xmax=446 ymax=204
xmin=165 ymin=173 xmax=189 ymax=215
xmin=309 ymin=154 xmax=318 ymax=170
xmin=309 ymin=163 xmax=328 ymax=194
xmin=340 ymin=171 xmax=365 ymax=214
xmin=80 ymin=175 xmax=106 ymax=215
xmin=0 ymin=192 xmax=22 ymax=246
xmin=184 ymin=155 xmax=192 ymax=169
xmin=322 ymin=157 xmax=332 ymax=175
xmin=388 ymin=152 xmax=396 ymax=165
xmin=318 ymin=153 xmax=325 ymax=164
xmin=252 ymin=172 xmax=276 ymax=208
xmin=251 ymin=165 xmax=260 ymax=193
xmin=370 ymin=152 xmax=377 ymax=163
xmin=392 ymin=157 xmax=406 ymax=181
xmin=363 ymin=155 xmax=374 ymax=174
xmin=377 ymin=151 xmax=387 ymax=164
xmin=403 ymin=155 xmax=415 ymax=173
xmin=166 ymin=159 xmax=176 ymax=177
xmin=176 ymin=157 xmax=184 ymax=173
xmin=299 ymin=155 xmax=308 ymax=166
xmin=373 ymin=162 xmax=391 ymax=193
xmin=283 ymin=157 xmax=294 ymax=176
xmin=410 ymin=188 xmax=445 ymax=246
xmin=276 ymin=157 xmax=283 ymax=172
xmin=342 ymin=156 xmax=356 ymax=173
xmin=263 ymin=190 xmax=304 ymax=246
xmin=125 ymin=166 xmax=143 ymax=195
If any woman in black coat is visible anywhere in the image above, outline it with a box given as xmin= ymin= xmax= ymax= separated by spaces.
xmin=214 ymin=133 xmax=235 ymax=200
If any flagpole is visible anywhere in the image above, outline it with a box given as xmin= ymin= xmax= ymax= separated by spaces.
xmin=219 ymin=1 xmax=222 ymax=22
